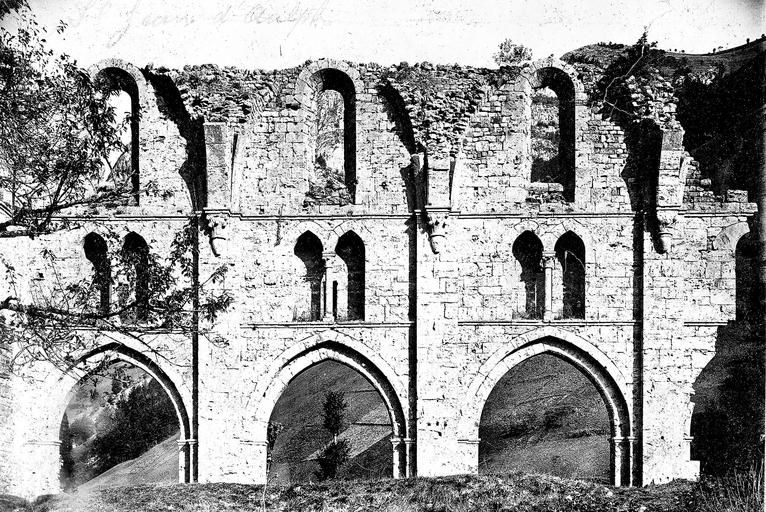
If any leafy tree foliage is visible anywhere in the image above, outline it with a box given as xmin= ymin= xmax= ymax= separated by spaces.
xmin=0 ymin=9 xmax=232 ymax=374
xmin=322 ymin=390 xmax=348 ymax=441
xmin=493 ymin=39 xmax=532 ymax=67
xmin=315 ymin=438 xmax=350 ymax=481
xmin=0 ymin=8 xmax=132 ymax=235
xmin=315 ymin=391 xmax=350 ymax=480
xmin=89 ymin=377 xmax=177 ymax=474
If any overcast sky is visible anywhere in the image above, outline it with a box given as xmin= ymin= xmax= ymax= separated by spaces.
xmin=13 ymin=0 xmax=766 ymax=69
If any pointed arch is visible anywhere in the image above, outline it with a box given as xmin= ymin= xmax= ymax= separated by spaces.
xmin=83 ymin=233 xmax=110 ymax=314
xmin=458 ymin=328 xmax=632 ymax=485
xmin=554 ymin=231 xmax=585 ymax=319
xmin=335 ymin=231 xmax=365 ymax=321
xmin=253 ymin=340 xmax=408 ymax=480
xmin=512 ymin=230 xmax=544 ymax=318
xmin=294 ymin=231 xmax=326 ymax=321
xmin=122 ymin=232 xmax=149 ymax=321
xmin=46 ymin=342 xmax=191 ymax=485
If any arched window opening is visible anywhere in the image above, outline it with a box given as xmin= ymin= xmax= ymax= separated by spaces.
xmin=305 ymin=68 xmax=357 ymax=206
xmin=95 ymin=68 xmax=140 ymax=205
xmin=530 ymin=68 xmax=576 ymax=202
xmin=84 ymin=233 xmax=110 ymax=315
xmin=267 ymin=360 xmax=393 ymax=484
xmin=478 ymin=353 xmax=611 ymax=482
xmin=294 ymin=232 xmax=325 ymax=321
xmin=121 ymin=232 xmax=150 ymax=321
xmin=59 ymin=361 xmax=181 ymax=491
xmin=735 ymin=233 xmax=760 ymax=323
xmin=335 ymin=231 xmax=365 ymax=321
xmin=555 ymin=232 xmax=585 ymax=319
xmin=513 ymin=231 xmax=544 ymax=319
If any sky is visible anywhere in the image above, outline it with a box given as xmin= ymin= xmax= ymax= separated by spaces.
xmin=8 ymin=0 xmax=766 ymax=69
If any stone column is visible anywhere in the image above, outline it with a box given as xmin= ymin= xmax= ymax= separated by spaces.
xmin=403 ymin=437 xmax=416 ymax=478
xmin=187 ymin=438 xmax=198 ymax=483
xmin=457 ymin=438 xmax=481 ymax=474
xmin=177 ymin=439 xmax=189 ymax=483
xmin=609 ymin=435 xmax=635 ymax=487
xmin=542 ymin=252 xmax=555 ymax=321
xmin=390 ymin=436 xmax=403 ymax=478
xmin=627 ymin=436 xmax=637 ymax=486
xmin=322 ymin=251 xmax=340 ymax=322
xmin=610 ymin=436 xmax=625 ymax=486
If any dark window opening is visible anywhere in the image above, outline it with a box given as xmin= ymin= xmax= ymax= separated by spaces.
xmin=736 ymin=233 xmax=760 ymax=323
xmin=513 ymin=231 xmax=544 ymax=319
xmin=295 ymin=232 xmax=325 ymax=321
xmin=84 ymin=233 xmax=111 ymax=315
xmin=121 ymin=232 xmax=150 ymax=321
xmin=95 ymin=68 xmax=140 ymax=205
xmin=335 ymin=231 xmax=365 ymax=321
xmin=530 ymin=68 xmax=576 ymax=202
xmin=306 ymin=68 xmax=357 ymax=205
xmin=555 ymin=231 xmax=585 ymax=319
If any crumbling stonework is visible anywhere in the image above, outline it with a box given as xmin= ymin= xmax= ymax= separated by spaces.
xmin=1 ymin=40 xmax=764 ymax=497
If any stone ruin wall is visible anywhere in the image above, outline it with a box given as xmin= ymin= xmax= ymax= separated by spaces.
xmin=1 ymin=43 xmax=763 ymax=496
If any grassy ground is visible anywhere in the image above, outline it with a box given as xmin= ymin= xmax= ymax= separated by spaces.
xmin=3 ymin=473 xmax=707 ymax=512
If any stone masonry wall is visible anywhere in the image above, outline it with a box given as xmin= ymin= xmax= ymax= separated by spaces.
xmin=2 ymin=43 xmax=763 ymax=495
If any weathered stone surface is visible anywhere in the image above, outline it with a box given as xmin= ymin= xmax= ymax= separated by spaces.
xmin=1 ymin=43 xmax=762 ymax=497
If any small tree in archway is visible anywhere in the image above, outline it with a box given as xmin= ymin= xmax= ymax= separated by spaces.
xmin=315 ymin=391 xmax=350 ymax=480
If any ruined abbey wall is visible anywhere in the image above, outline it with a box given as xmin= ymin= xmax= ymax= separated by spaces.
xmin=1 ymin=42 xmax=763 ymax=496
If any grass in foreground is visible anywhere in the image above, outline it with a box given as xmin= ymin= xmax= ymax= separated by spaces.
xmin=3 ymin=470 xmax=763 ymax=512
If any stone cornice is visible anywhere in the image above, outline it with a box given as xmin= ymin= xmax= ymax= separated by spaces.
xmin=242 ymin=321 xmax=414 ymax=329
xmin=458 ymin=319 xmax=636 ymax=327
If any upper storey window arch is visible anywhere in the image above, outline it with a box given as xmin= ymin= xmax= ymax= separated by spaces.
xmin=735 ymin=232 xmax=759 ymax=323
xmin=523 ymin=60 xmax=580 ymax=203
xmin=93 ymin=65 xmax=141 ymax=205
xmin=298 ymin=62 xmax=360 ymax=205
xmin=83 ymin=232 xmax=111 ymax=314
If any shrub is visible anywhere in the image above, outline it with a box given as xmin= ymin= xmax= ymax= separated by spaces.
xmin=694 ymin=467 xmax=763 ymax=512
xmin=315 ymin=439 xmax=351 ymax=481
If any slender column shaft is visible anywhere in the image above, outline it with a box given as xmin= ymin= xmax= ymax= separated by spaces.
xmin=543 ymin=253 xmax=555 ymax=321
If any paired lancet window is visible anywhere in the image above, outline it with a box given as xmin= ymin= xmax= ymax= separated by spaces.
xmin=512 ymin=230 xmax=585 ymax=320
xmin=83 ymin=231 xmax=151 ymax=322
xmin=294 ymin=230 xmax=365 ymax=322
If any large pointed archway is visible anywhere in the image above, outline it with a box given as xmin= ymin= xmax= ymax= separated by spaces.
xmin=252 ymin=338 xmax=409 ymax=482
xmin=26 ymin=342 xmax=193 ymax=494
xmin=458 ymin=328 xmax=633 ymax=485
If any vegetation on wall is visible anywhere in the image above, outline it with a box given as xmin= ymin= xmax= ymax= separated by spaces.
xmin=0 ymin=9 xmax=232 ymax=374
